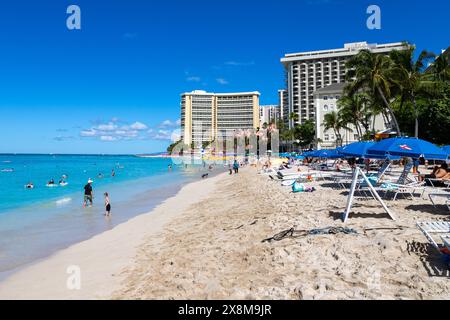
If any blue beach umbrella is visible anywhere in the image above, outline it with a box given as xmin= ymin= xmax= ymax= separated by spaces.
xmin=319 ymin=149 xmax=341 ymax=159
xmin=340 ymin=141 xmax=376 ymax=158
xmin=442 ymin=146 xmax=450 ymax=157
xmin=367 ymin=137 xmax=447 ymax=160
xmin=302 ymin=151 xmax=315 ymax=157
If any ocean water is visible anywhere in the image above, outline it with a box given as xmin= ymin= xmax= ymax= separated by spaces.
xmin=0 ymin=154 xmax=219 ymax=278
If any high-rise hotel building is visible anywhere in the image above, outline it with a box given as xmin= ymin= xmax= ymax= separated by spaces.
xmin=181 ymin=90 xmax=260 ymax=146
xmin=278 ymin=89 xmax=289 ymax=128
xmin=280 ymin=42 xmax=407 ymax=129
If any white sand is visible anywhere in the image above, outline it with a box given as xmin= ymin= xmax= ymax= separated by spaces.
xmin=1 ymin=166 xmax=449 ymax=300
xmin=0 ymin=173 xmax=225 ymax=300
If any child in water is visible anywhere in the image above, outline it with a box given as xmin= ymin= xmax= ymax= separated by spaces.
xmin=104 ymin=192 xmax=111 ymax=216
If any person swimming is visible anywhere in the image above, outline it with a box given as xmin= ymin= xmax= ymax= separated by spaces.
xmin=25 ymin=182 xmax=34 ymax=189
xmin=48 ymin=179 xmax=55 ymax=185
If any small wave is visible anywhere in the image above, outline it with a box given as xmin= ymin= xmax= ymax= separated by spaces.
xmin=56 ymin=198 xmax=72 ymax=206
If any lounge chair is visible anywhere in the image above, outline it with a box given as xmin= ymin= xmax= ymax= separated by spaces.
xmin=429 ymin=191 xmax=450 ymax=211
xmin=337 ymin=160 xmax=391 ymax=191
xmin=417 ymin=221 xmax=450 ymax=267
xmin=425 ymin=178 xmax=450 ymax=189
xmin=369 ymin=163 xmax=427 ymax=200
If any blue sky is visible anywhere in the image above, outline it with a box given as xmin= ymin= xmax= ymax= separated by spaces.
xmin=0 ymin=0 xmax=448 ymax=154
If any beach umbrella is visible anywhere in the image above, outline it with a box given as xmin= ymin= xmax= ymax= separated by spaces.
xmin=339 ymin=141 xmax=376 ymax=158
xmin=442 ymin=146 xmax=450 ymax=157
xmin=367 ymin=137 xmax=447 ymax=160
xmin=303 ymin=149 xmax=340 ymax=159
xmin=302 ymin=151 xmax=315 ymax=157
xmin=316 ymin=149 xmax=341 ymax=159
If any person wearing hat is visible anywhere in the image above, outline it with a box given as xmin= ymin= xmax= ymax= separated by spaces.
xmin=83 ymin=179 xmax=94 ymax=208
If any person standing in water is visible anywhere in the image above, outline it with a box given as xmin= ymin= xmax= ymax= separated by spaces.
xmin=83 ymin=179 xmax=94 ymax=208
xmin=111 ymin=169 xmax=116 ymax=177
xmin=104 ymin=192 xmax=111 ymax=216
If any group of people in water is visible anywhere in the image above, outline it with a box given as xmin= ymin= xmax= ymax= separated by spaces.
xmin=82 ymin=179 xmax=111 ymax=216
xmin=23 ymin=169 xmax=116 ymax=216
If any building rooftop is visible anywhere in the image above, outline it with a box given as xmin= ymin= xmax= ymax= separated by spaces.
xmin=313 ymin=83 xmax=346 ymax=95
xmin=181 ymin=90 xmax=260 ymax=96
xmin=281 ymin=42 xmax=408 ymax=64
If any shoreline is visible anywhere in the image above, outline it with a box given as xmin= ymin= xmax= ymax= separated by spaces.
xmin=0 ymin=171 xmax=227 ymax=300
xmin=0 ymin=167 xmax=198 ymax=279
xmin=1 ymin=166 xmax=449 ymax=300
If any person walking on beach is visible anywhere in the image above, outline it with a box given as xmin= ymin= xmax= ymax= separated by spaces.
xmin=233 ymin=159 xmax=239 ymax=174
xmin=83 ymin=179 xmax=94 ymax=208
xmin=104 ymin=192 xmax=111 ymax=216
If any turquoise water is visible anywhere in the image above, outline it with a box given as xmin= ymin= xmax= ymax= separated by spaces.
xmin=0 ymin=154 xmax=219 ymax=278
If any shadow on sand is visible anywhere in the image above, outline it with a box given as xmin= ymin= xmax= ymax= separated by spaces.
xmin=405 ymin=204 xmax=450 ymax=217
xmin=406 ymin=241 xmax=450 ymax=277
xmin=329 ymin=210 xmax=392 ymax=221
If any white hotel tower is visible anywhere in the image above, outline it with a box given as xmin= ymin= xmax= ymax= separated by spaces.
xmin=180 ymin=90 xmax=260 ymax=147
xmin=280 ymin=42 xmax=407 ymax=129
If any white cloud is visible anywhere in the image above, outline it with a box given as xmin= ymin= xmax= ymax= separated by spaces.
xmin=158 ymin=119 xmax=181 ymax=129
xmin=96 ymin=123 xmax=117 ymax=131
xmin=150 ymin=129 xmax=176 ymax=141
xmin=80 ymin=118 xmax=180 ymax=143
xmin=80 ymin=119 xmax=149 ymax=142
xmin=216 ymin=78 xmax=229 ymax=85
xmin=100 ymin=136 xmax=117 ymax=142
xmin=80 ymin=129 xmax=97 ymax=137
xmin=130 ymin=121 xmax=148 ymax=130
xmin=171 ymin=129 xmax=181 ymax=142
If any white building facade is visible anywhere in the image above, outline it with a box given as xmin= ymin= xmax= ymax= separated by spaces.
xmin=181 ymin=90 xmax=260 ymax=147
xmin=314 ymin=83 xmax=386 ymax=149
xmin=280 ymin=42 xmax=408 ymax=129
xmin=259 ymin=105 xmax=280 ymax=128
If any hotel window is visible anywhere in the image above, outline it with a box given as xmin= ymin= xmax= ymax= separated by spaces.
xmin=323 ymin=96 xmax=328 ymax=100
xmin=323 ymin=105 xmax=328 ymax=111
xmin=324 ymin=134 xmax=329 ymax=141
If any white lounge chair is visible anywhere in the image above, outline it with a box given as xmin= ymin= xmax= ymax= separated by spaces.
xmin=429 ymin=191 xmax=450 ymax=211
xmin=417 ymin=222 xmax=450 ymax=263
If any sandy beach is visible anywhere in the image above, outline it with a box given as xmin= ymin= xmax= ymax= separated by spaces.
xmin=0 ymin=166 xmax=449 ymax=300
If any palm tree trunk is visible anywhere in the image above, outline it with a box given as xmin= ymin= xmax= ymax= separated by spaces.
xmin=354 ymin=122 xmax=362 ymax=141
xmin=411 ymin=93 xmax=419 ymax=138
xmin=377 ymin=86 xmax=401 ymax=136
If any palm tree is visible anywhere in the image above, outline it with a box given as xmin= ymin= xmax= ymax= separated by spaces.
xmin=346 ymin=50 xmax=401 ymax=136
xmin=323 ymin=111 xmax=344 ymax=146
xmin=337 ymin=93 xmax=374 ymax=140
xmin=389 ymin=46 xmax=436 ymax=137
xmin=426 ymin=51 xmax=450 ymax=82
xmin=289 ymin=112 xmax=299 ymax=127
